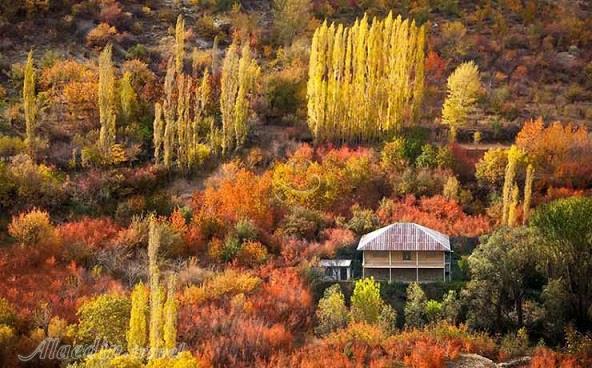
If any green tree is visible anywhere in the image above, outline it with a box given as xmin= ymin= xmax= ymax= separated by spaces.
xmin=425 ymin=300 xmax=442 ymax=324
xmin=315 ymin=284 xmax=349 ymax=336
xmin=77 ymin=294 xmax=131 ymax=346
xmin=127 ymin=283 xmax=148 ymax=356
xmin=441 ymin=61 xmax=481 ymax=140
xmin=404 ymin=282 xmax=427 ymax=328
xmin=463 ymin=227 xmax=540 ymax=330
xmin=531 ymin=197 xmax=592 ymax=328
xmin=23 ymin=51 xmax=37 ymax=158
xmin=351 ymin=277 xmax=383 ymax=324
xmin=98 ymin=44 xmax=117 ymax=157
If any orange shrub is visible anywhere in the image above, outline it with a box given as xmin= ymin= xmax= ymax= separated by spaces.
xmin=377 ymin=195 xmax=491 ymax=237
xmin=516 ymin=119 xmax=592 ymax=188
xmin=193 ymin=166 xmax=276 ymax=232
xmin=58 ymin=217 xmax=121 ymax=250
xmin=86 ymin=23 xmax=118 ymax=48
xmin=237 ymin=241 xmax=268 ymax=267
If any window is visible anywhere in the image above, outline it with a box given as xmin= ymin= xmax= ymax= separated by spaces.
xmin=403 ymin=251 xmax=412 ymax=261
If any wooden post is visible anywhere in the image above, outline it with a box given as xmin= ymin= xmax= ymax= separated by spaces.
xmin=443 ymin=252 xmax=446 ymax=282
xmin=389 ymin=251 xmax=392 ymax=283
xmin=415 ymin=250 xmax=419 ymax=282
xmin=362 ymin=252 xmax=365 ymax=278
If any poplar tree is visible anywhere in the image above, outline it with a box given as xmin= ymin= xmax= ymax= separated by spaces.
xmin=148 ymin=216 xmax=164 ymax=359
xmin=153 ymin=103 xmax=164 ymax=164
xmin=163 ymin=274 xmax=177 ymax=356
xmin=501 ymin=146 xmax=523 ymax=226
xmin=120 ymin=71 xmax=137 ymax=125
xmin=127 ymin=282 xmax=148 ymax=356
xmin=522 ymin=163 xmax=534 ymax=224
xmin=175 ymin=15 xmax=185 ymax=74
xmin=154 ymin=59 xmax=213 ymax=171
xmin=98 ymin=44 xmax=117 ymax=157
xmin=220 ymin=40 xmax=259 ymax=154
xmin=23 ymin=51 xmax=37 ymax=158
xmin=508 ymin=184 xmax=519 ymax=227
xmin=441 ymin=61 xmax=481 ymax=141
xmin=307 ymin=13 xmax=426 ymax=142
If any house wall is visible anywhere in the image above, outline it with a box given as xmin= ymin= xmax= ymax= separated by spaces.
xmin=364 ymin=267 xmax=444 ymax=282
xmin=364 ymin=250 xmax=445 ymax=267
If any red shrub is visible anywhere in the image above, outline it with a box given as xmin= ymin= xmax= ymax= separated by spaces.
xmin=58 ymin=217 xmax=121 ymax=250
xmin=193 ymin=167 xmax=276 ymax=232
xmin=377 ymin=195 xmax=491 ymax=237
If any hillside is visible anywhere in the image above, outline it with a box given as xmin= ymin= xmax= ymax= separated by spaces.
xmin=0 ymin=0 xmax=592 ymax=367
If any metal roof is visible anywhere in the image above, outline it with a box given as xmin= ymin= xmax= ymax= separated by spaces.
xmin=357 ymin=223 xmax=451 ymax=252
xmin=319 ymin=259 xmax=352 ymax=267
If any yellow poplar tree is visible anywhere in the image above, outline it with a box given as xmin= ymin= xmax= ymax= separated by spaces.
xmin=120 ymin=71 xmax=137 ymax=125
xmin=501 ymin=145 xmax=523 ymax=226
xmin=163 ymin=274 xmax=177 ymax=356
xmin=441 ymin=61 xmax=481 ymax=141
xmin=148 ymin=216 xmax=164 ymax=359
xmin=153 ymin=103 xmax=164 ymax=164
xmin=307 ymin=13 xmax=426 ymax=142
xmin=220 ymin=40 xmax=259 ymax=154
xmin=23 ymin=50 xmax=37 ymax=158
xmin=127 ymin=282 xmax=148 ymax=356
xmin=175 ymin=15 xmax=185 ymax=74
xmin=98 ymin=44 xmax=117 ymax=157
xmin=508 ymin=184 xmax=519 ymax=227
xmin=522 ymin=163 xmax=535 ymax=224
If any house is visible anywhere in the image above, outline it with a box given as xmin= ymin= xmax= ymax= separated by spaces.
xmin=318 ymin=259 xmax=352 ymax=281
xmin=357 ymin=223 xmax=452 ymax=282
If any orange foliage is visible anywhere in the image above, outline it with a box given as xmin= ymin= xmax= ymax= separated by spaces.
xmin=377 ymin=195 xmax=491 ymax=237
xmin=58 ymin=217 xmax=121 ymax=250
xmin=516 ymin=119 xmax=592 ymax=188
xmin=425 ymin=51 xmax=447 ymax=82
xmin=0 ymin=247 xmax=122 ymax=322
xmin=193 ymin=166 xmax=276 ymax=232
xmin=530 ymin=348 xmax=587 ymax=368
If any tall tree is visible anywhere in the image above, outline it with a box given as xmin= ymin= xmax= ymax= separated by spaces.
xmin=163 ymin=274 xmax=177 ymax=356
xmin=463 ymin=227 xmax=540 ymax=330
xmin=220 ymin=40 xmax=259 ymax=154
xmin=307 ymin=13 xmax=426 ymax=142
xmin=522 ymin=163 xmax=535 ymax=224
xmin=148 ymin=216 xmax=164 ymax=359
xmin=154 ymin=59 xmax=213 ymax=171
xmin=23 ymin=51 xmax=37 ymax=158
xmin=175 ymin=15 xmax=185 ymax=74
xmin=119 ymin=71 xmax=137 ymax=125
xmin=531 ymin=197 xmax=592 ymax=328
xmin=441 ymin=61 xmax=481 ymax=141
xmin=127 ymin=282 xmax=148 ymax=356
xmin=98 ymin=44 xmax=117 ymax=157
xmin=501 ymin=145 xmax=523 ymax=226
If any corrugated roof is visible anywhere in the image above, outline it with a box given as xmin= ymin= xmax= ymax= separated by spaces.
xmin=357 ymin=223 xmax=451 ymax=252
xmin=319 ymin=259 xmax=352 ymax=267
